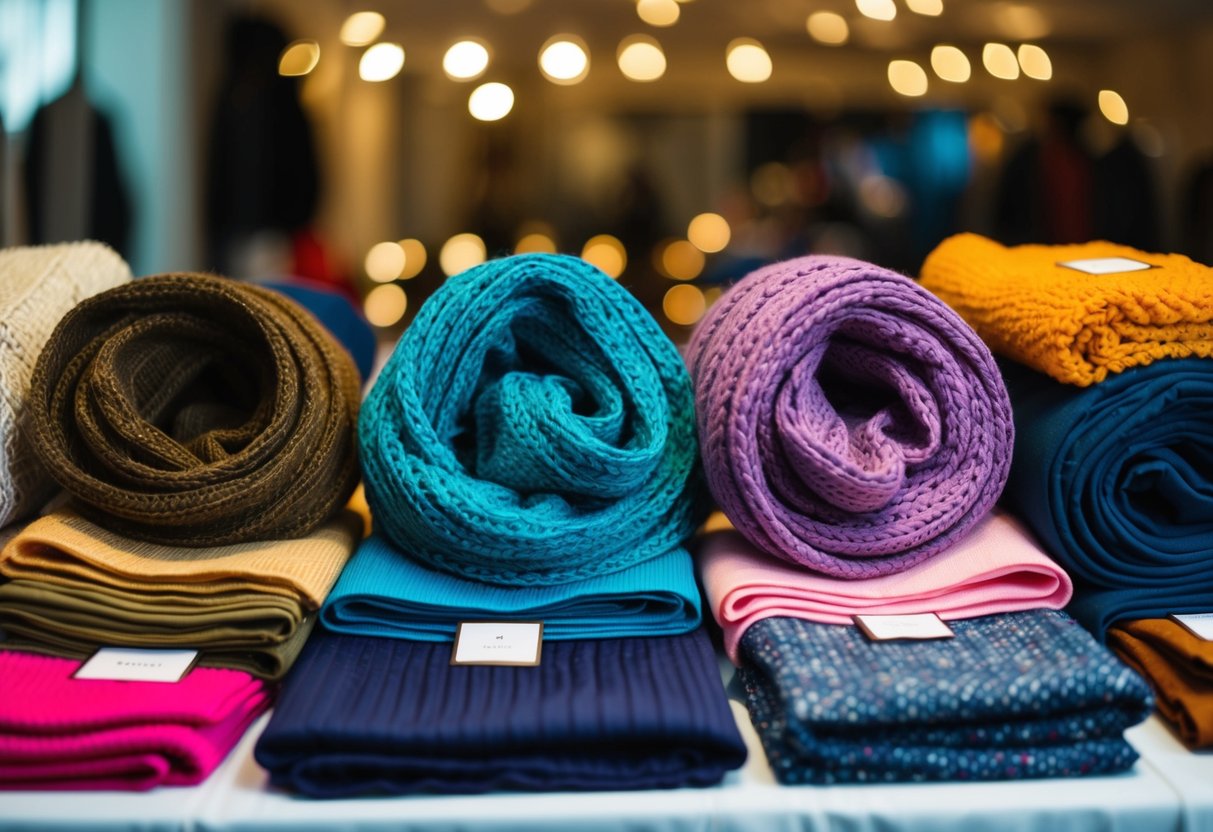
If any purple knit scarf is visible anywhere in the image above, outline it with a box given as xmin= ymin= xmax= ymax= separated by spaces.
xmin=688 ymin=255 xmax=1013 ymax=578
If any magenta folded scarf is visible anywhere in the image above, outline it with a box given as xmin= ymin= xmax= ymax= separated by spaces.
xmin=0 ymin=650 xmax=269 ymax=790
xmin=700 ymin=510 xmax=1071 ymax=663
xmin=687 ymin=255 xmax=1013 ymax=578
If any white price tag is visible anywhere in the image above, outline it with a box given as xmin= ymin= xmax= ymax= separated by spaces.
xmin=854 ymin=613 xmax=954 ymax=641
xmin=74 ymin=647 xmax=199 ymax=683
xmin=1057 ymin=257 xmax=1155 ymax=275
xmin=451 ymin=621 xmax=544 ymax=666
xmin=1170 ymin=613 xmax=1213 ymax=641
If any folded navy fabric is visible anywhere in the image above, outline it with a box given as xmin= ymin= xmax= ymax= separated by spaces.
xmin=739 ymin=611 xmax=1151 ymax=784
xmin=254 ymin=628 xmax=746 ymax=796
xmin=320 ymin=534 xmax=701 ymax=641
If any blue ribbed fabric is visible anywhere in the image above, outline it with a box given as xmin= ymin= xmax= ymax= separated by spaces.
xmin=1000 ymin=358 xmax=1213 ymax=636
xmin=254 ymin=628 xmax=747 ymax=797
xmin=740 ymin=611 xmax=1152 ymax=784
xmin=320 ymin=534 xmax=701 ymax=640
xmin=359 ymin=253 xmax=705 ymax=586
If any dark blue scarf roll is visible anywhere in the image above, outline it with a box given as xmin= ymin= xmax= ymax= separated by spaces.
xmin=254 ymin=628 xmax=746 ymax=796
xmin=739 ymin=611 xmax=1151 ymax=784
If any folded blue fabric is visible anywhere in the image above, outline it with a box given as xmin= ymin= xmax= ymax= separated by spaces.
xmin=1000 ymin=358 xmax=1213 ymax=636
xmin=260 ymin=278 xmax=376 ymax=382
xmin=254 ymin=628 xmax=747 ymax=797
xmin=740 ymin=611 xmax=1152 ymax=784
xmin=319 ymin=534 xmax=701 ymax=640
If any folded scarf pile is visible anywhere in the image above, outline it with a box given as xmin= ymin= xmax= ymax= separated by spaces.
xmin=320 ymin=534 xmax=700 ymax=641
xmin=701 ymin=510 xmax=1072 ymax=662
xmin=0 ymin=242 xmax=131 ymax=528
xmin=1108 ymin=618 xmax=1213 ymax=749
xmin=26 ymin=273 xmax=361 ymax=546
xmin=260 ymin=277 xmax=377 ymax=383
xmin=687 ymin=254 xmax=1012 ymax=578
xmin=0 ymin=507 xmax=361 ymax=679
xmin=740 ymin=611 xmax=1152 ymax=784
xmin=360 ymin=252 xmax=704 ymax=586
xmin=919 ymin=233 xmax=1213 ymax=386
xmin=0 ymin=650 xmax=269 ymax=790
xmin=254 ymin=628 xmax=746 ymax=797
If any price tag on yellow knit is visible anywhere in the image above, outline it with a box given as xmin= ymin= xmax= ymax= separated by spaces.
xmin=854 ymin=613 xmax=954 ymax=641
xmin=451 ymin=622 xmax=544 ymax=666
xmin=1057 ymin=257 xmax=1155 ymax=275
xmin=1170 ymin=613 xmax=1213 ymax=641
xmin=74 ymin=647 xmax=200 ymax=683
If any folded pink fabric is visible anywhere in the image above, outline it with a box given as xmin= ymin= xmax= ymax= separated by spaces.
xmin=699 ymin=510 xmax=1072 ymax=663
xmin=0 ymin=650 xmax=269 ymax=790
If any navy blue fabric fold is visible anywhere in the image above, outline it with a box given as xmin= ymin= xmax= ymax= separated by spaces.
xmin=1000 ymin=358 xmax=1213 ymax=636
xmin=254 ymin=628 xmax=746 ymax=797
xmin=739 ymin=611 xmax=1151 ymax=784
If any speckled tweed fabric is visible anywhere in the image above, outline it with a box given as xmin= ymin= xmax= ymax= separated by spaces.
xmin=0 ymin=242 xmax=131 ymax=528
xmin=687 ymin=255 xmax=1012 ymax=578
xmin=26 ymin=273 xmax=361 ymax=546
xmin=920 ymin=233 xmax=1213 ymax=386
xmin=360 ymin=253 xmax=704 ymax=586
xmin=739 ymin=611 xmax=1152 ymax=784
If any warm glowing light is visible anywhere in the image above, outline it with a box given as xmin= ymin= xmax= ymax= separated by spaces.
xmin=968 ymin=113 xmax=1005 ymax=163
xmin=581 ymin=235 xmax=627 ymax=278
xmin=443 ymin=40 xmax=490 ymax=81
xmin=617 ymin=35 xmax=666 ymax=81
xmin=930 ymin=45 xmax=970 ymax=83
xmin=365 ymin=241 xmax=404 ymax=282
xmin=1017 ymin=44 xmax=1051 ymax=80
xmin=856 ymin=0 xmax=896 ymax=22
xmin=515 ymin=232 xmax=557 ymax=254
xmin=279 ymin=41 xmax=320 ymax=77
xmin=806 ymin=12 xmax=849 ymax=45
xmin=1099 ymin=89 xmax=1129 ymax=125
xmin=663 ymin=284 xmax=706 ymax=326
xmin=359 ymin=43 xmax=405 ymax=82
xmin=993 ymin=3 xmax=1050 ymax=40
xmin=660 ymin=240 xmax=705 ymax=281
xmin=982 ymin=43 xmax=1020 ymax=80
xmin=636 ymin=0 xmax=680 ymax=27
xmin=439 ymin=233 xmax=487 ymax=276
xmin=726 ymin=38 xmax=772 ymax=83
xmin=364 ymin=284 xmax=407 ymax=328
xmin=340 ymin=12 xmax=385 ymax=47
xmin=398 ymin=238 xmax=427 ymax=279
xmin=905 ymin=0 xmax=943 ymax=15
xmin=468 ymin=82 xmax=514 ymax=121
xmin=539 ymin=36 xmax=589 ymax=85
xmin=687 ymin=212 xmax=730 ymax=253
xmin=888 ymin=60 xmax=928 ymax=97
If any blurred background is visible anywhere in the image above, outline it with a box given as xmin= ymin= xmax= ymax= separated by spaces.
xmin=2 ymin=0 xmax=1212 ymax=341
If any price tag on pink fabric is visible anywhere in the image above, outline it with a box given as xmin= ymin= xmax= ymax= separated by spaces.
xmin=853 ymin=613 xmax=955 ymax=641
xmin=1170 ymin=613 xmax=1213 ymax=641
xmin=451 ymin=621 xmax=544 ymax=666
xmin=73 ymin=647 xmax=200 ymax=682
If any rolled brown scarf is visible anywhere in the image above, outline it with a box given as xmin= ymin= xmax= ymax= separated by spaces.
xmin=26 ymin=273 xmax=361 ymax=546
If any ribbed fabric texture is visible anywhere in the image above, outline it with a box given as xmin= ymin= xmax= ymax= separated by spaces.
xmin=1108 ymin=618 xmax=1213 ymax=749
xmin=26 ymin=273 xmax=361 ymax=546
xmin=260 ymin=278 xmax=377 ymax=382
xmin=0 ymin=242 xmax=132 ymax=528
xmin=1000 ymin=358 xmax=1213 ymax=636
xmin=687 ymin=254 xmax=1012 ymax=578
xmin=0 ymin=650 xmax=269 ymax=791
xmin=700 ymin=510 xmax=1072 ymax=663
xmin=254 ymin=628 xmax=747 ymax=796
xmin=321 ymin=533 xmax=701 ymax=641
xmin=0 ymin=508 xmax=361 ymax=679
xmin=360 ymin=253 xmax=704 ymax=586
xmin=739 ymin=611 xmax=1152 ymax=784
xmin=919 ymin=233 xmax=1213 ymax=386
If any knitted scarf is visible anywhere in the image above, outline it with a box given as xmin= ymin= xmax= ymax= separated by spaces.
xmin=360 ymin=253 xmax=704 ymax=586
xmin=26 ymin=273 xmax=361 ymax=546
xmin=687 ymin=255 xmax=1012 ymax=579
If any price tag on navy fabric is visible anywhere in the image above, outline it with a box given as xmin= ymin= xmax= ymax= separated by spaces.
xmin=1057 ymin=257 xmax=1155 ymax=275
xmin=854 ymin=613 xmax=954 ymax=641
xmin=451 ymin=621 xmax=544 ymax=666
xmin=1170 ymin=613 xmax=1213 ymax=641
xmin=74 ymin=647 xmax=199 ymax=682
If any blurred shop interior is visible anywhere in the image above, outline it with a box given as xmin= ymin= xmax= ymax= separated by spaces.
xmin=2 ymin=0 xmax=1212 ymax=340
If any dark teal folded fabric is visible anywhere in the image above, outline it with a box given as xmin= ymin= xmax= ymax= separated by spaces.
xmin=740 ymin=611 xmax=1152 ymax=784
xmin=320 ymin=534 xmax=701 ymax=640
xmin=1000 ymin=358 xmax=1213 ymax=636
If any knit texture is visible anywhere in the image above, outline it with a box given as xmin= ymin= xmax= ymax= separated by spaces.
xmin=0 ymin=242 xmax=131 ymax=528
xmin=260 ymin=278 xmax=377 ymax=382
xmin=1108 ymin=618 xmax=1213 ymax=749
xmin=739 ymin=611 xmax=1152 ymax=784
xmin=360 ymin=253 xmax=704 ymax=585
xmin=321 ymin=533 xmax=701 ymax=641
xmin=26 ymin=273 xmax=361 ymax=546
xmin=700 ymin=510 xmax=1072 ymax=663
xmin=1000 ymin=358 xmax=1213 ymax=636
xmin=0 ymin=650 xmax=269 ymax=790
xmin=919 ymin=233 xmax=1213 ymax=386
xmin=687 ymin=255 xmax=1012 ymax=578
xmin=254 ymin=628 xmax=747 ymax=797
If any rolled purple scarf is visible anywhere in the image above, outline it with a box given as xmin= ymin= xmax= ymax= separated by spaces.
xmin=687 ymin=255 xmax=1013 ymax=578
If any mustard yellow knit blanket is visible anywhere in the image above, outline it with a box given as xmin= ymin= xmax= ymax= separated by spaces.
xmin=919 ymin=233 xmax=1213 ymax=385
